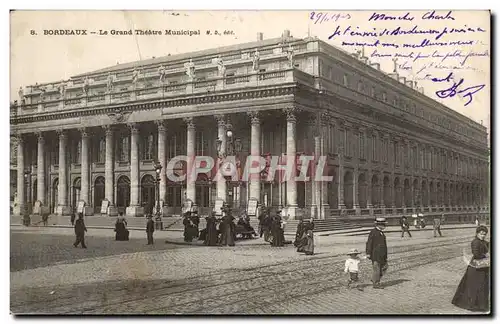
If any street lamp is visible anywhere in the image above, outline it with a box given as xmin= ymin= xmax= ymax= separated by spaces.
xmin=215 ymin=122 xmax=243 ymax=208
xmin=154 ymin=161 xmax=163 ymax=230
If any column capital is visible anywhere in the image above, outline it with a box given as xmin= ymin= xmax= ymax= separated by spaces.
xmin=283 ymin=107 xmax=299 ymax=122
xmin=102 ymin=125 xmax=114 ymax=136
xmin=56 ymin=129 xmax=67 ymax=139
xmin=183 ymin=117 xmax=195 ymax=129
xmin=155 ymin=120 xmax=166 ymax=132
xmin=247 ymin=111 xmax=260 ymax=125
xmin=15 ymin=133 xmax=24 ymax=144
xmin=35 ymin=131 xmax=45 ymax=143
xmin=214 ymin=114 xmax=226 ymax=127
xmin=127 ymin=123 xmax=139 ymax=134
xmin=79 ymin=127 xmax=89 ymax=138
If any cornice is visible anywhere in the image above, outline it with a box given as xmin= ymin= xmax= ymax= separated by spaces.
xmin=11 ymin=86 xmax=296 ymax=125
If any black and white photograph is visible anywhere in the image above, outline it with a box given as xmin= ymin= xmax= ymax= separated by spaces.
xmin=9 ymin=9 xmax=491 ymax=315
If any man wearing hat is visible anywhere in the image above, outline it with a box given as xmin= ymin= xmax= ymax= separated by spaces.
xmin=366 ymin=217 xmax=388 ymax=289
xmin=146 ymin=214 xmax=155 ymax=245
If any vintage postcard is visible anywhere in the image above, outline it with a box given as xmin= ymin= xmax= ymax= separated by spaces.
xmin=9 ymin=10 xmax=491 ymax=315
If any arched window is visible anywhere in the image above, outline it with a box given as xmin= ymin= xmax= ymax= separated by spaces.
xmin=357 ymin=80 xmax=363 ymax=92
xmin=382 ymin=92 xmax=387 ymax=102
xmin=371 ymin=86 xmax=376 ymax=97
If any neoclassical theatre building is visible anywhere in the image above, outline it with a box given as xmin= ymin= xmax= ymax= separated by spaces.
xmin=11 ymin=30 xmax=490 ymax=220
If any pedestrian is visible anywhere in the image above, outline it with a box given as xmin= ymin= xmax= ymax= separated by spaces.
xmin=301 ymin=220 xmax=315 ymax=255
xmin=433 ymin=214 xmax=443 ymax=237
xmin=146 ymin=214 xmax=155 ymax=245
xmin=365 ymin=217 xmax=388 ymax=289
xmin=344 ymin=248 xmax=364 ymax=291
xmin=475 ymin=216 xmax=480 ymax=227
xmin=293 ymin=218 xmax=305 ymax=248
xmin=115 ymin=212 xmax=129 ymax=241
xmin=270 ymin=211 xmax=284 ymax=247
xmin=204 ymin=211 xmax=218 ymax=246
xmin=73 ymin=213 xmax=87 ymax=248
xmin=191 ymin=210 xmax=200 ymax=239
xmin=220 ymin=204 xmax=235 ymax=246
xmin=452 ymin=225 xmax=490 ymax=312
xmin=70 ymin=213 xmax=76 ymax=226
xmin=400 ymin=216 xmax=412 ymax=238
xmin=42 ymin=213 xmax=48 ymax=226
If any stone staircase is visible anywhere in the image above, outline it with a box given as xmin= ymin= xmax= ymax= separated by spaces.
xmin=285 ymin=218 xmax=362 ymax=233
xmin=12 ymin=213 xmax=362 ymax=233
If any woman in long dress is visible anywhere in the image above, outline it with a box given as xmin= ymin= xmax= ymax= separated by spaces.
xmin=220 ymin=207 xmax=235 ymax=246
xmin=115 ymin=213 xmax=129 ymax=241
xmin=452 ymin=225 xmax=490 ymax=312
xmin=302 ymin=221 xmax=315 ymax=255
xmin=204 ymin=212 xmax=219 ymax=246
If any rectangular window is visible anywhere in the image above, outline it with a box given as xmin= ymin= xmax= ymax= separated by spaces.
xmin=359 ymin=132 xmax=364 ymax=159
xmin=120 ymin=137 xmax=129 ymax=162
xmin=98 ymin=138 xmax=106 ymax=163
xmin=195 ymin=185 xmax=210 ymax=208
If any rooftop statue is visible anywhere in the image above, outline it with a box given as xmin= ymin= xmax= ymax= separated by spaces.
xmin=252 ymin=49 xmax=260 ymax=71
xmin=158 ymin=65 xmax=167 ymax=83
xmin=185 ymin=59 xmax=195 ymax=79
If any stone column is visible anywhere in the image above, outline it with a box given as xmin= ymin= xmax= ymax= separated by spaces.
xmin=80 ymin=128 xmax=91 ymax=215
xmin=104 ymin=126 xmax=117 ymax=216
xmin=14 ymin=135 xmax=25 ymax=216
xmin=248 ymin=112 xmax=261 ymax=206
xmin=56 ymin=130 xmax=70 ymax=215
xmin=312 ymin=134 xmax=321 ymax=218
xmin=390 ymin=178 xmax=396 ymax=210
xmin=353 ymin=168 xmax=360 ymax=211
xmin=215 ymin=115 xmax=227 ymax=203
xmin=367 ymin=170 xmax=373 ymax=210
xmin=126 ymin=123 xmax=143 ymax=217
xmin=157 ymin=121 xmax=167 ymax=209
xmin=36 ymin=132 xmax=46 ymax=206
xmin=284 ymin=108 xmax=297 ymax=219
xmin=185 ymin=117 xmax=196 ymax=204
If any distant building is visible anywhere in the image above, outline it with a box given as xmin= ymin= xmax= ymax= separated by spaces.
xmin=11 ymin=30 xmax=489 ymax=219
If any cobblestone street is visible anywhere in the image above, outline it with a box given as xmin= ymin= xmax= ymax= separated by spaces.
xmin=10 ymin=226 xmax=485 ymax=315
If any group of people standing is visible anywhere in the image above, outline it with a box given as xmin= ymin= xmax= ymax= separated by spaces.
xmin=258 ymin=208 xmax=287 ymax=247
xmin=185 ymin=203 xmax=257 ymax=247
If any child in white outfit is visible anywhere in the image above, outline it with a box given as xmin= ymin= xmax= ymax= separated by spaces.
xmin=344 ymin=248 xmax=364 ymax=291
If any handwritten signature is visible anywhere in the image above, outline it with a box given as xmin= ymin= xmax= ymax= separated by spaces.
xmin=432 ymin=72 xmax=485 ymax=106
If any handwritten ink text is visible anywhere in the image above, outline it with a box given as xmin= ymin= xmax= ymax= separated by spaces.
xmin=328 ymin=25 xmax=486 ymax=41
xmin=432 ymin=72 xmax=485 ymax=106
xmin=310 ymin=11 xmax=351 ymax=24
xmin=422 ymin=10 xmax=455 ymax=21
xmin=368 ymin=12 xmax=414 ymax=22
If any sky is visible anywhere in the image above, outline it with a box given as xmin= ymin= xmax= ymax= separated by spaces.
xmin=10 ymin=10 xmax=490 ymax=127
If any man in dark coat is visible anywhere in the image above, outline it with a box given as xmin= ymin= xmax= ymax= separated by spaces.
xmin=73 ymin=213 xmax=87 ymax=248
xmin=220 ymin=207 xmax=235 ymax=246
xmin=191 ymin=210 xmax=200 ymax=239
xmin=146 ymin=214 xmax=155 ymax=245
xmin=271 ymin=211 xmax=285 ymax=247
xmin=400 ymin=216 xmax=412 ymax=238
xmin=366 ymin=217 xmax=388 ymax=289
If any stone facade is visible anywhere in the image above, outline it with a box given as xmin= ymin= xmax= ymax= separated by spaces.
xmin=10 ymin=32 xmax=489 ymax=219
